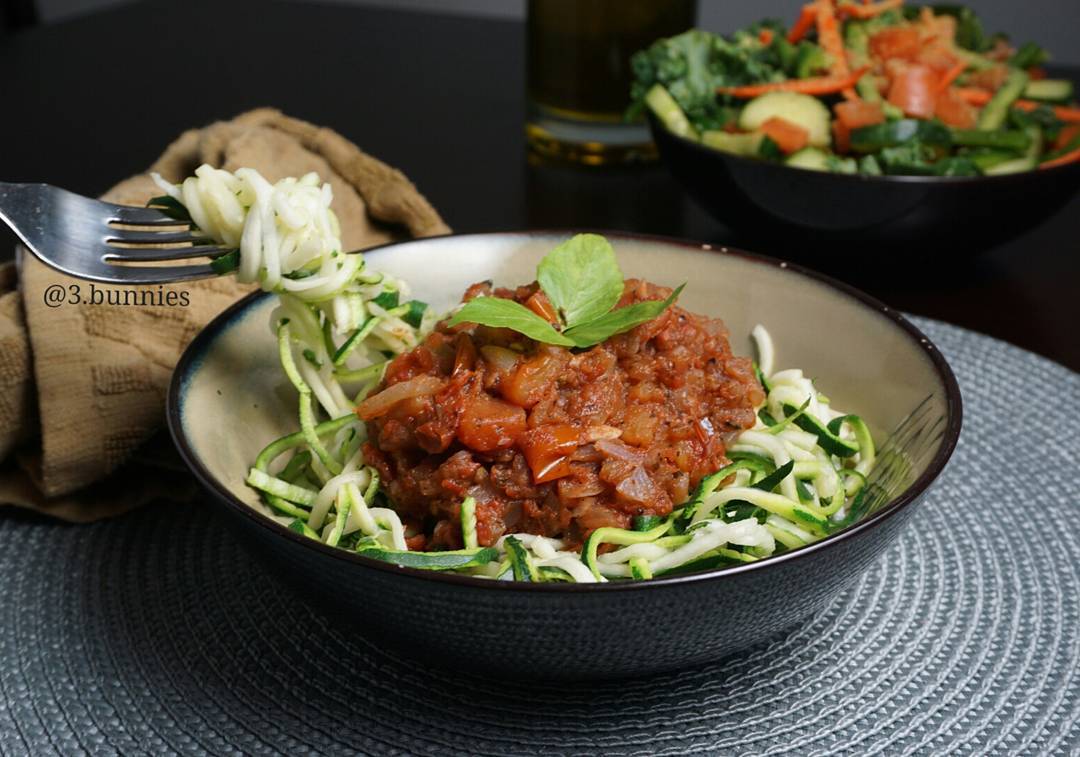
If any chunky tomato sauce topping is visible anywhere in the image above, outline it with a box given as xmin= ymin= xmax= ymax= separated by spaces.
xmin=358 ymin=279 xmax=764 ymax=549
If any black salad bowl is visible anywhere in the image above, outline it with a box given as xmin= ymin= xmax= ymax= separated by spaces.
xmin=647 ymin=112 xmax=1080 ymax=254
xmin=167 ymin=231 xmax=962 ymax=680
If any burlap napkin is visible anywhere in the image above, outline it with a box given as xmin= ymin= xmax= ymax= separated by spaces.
xmin=0 ymin=107 xmax=449 ymax=521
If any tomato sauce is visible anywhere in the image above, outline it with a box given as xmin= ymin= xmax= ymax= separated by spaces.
xmin=359 ymin=279 xmax=764 ymax=549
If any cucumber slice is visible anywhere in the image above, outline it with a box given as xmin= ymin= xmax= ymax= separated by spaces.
xmin=968 ymin=149 xmax=1018 ymax=171
xmin=849 ymin=119 xmax=951 ymax=151
xmin=1023 ymin=79 xmax=1074 ymax=103
xmin=984 ymin=157 xmax=1037 ymax=175
xmin=645 ymin=84 xmax=698 ymax=140
xmin=984 ymin=123 xmax=1042 ymax=174
xmin=738 ymin=92 xmax=831 ymax=147
xmin=977 ymin=68 xmax=1029 ymax=131
xmin=950 ymin=128 xmax=1031 ymax=151
xmin=701 ymin=130 xmax=766 ymax=157
xmin=784 ymin=147 xmax=831 ymax=171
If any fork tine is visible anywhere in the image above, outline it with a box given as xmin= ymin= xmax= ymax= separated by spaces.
xmin=107 ymin=230 xmax=213 ymax=246
xmin=860 ymin=393 xmax=945 ymax=512
xmin=102 ymin=263 xmax=221 ymax=284
xmin=108 ymin=204 xmax=188 ymax=226
xmin=103 ymin=246 xmax=232 ymax=263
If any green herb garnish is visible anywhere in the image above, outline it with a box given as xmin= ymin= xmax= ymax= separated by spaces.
xmin=447 ymin=234 xmax=685 ymax=348
xmin=447 ymin=296 xmax=575 ymax=346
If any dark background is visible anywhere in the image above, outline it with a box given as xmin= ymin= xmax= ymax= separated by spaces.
xmin=2 ymin=0 xmax=1078 ymax=370
xmin=27 ymin=0 xmax=1080 ymax=65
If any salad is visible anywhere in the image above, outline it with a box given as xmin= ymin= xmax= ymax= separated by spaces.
xmin=630 ymin=1 xmax=1080 ymax=176
xmin=154 ymin=168 xmax=878 ymax=582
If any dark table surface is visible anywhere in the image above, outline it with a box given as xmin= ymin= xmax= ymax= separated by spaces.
xmin=3 ymin=0 xmax=1078 ymax=370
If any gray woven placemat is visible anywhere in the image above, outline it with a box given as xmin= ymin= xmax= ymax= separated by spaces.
xmin=0 ymin=318 xmax=1077 ymax=756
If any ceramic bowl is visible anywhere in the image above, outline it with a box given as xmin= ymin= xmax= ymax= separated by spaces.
xmin=168 ymin=231 xmax=962 ymax=679
xmin=648 ymin=112 xmax=1080 ymax=253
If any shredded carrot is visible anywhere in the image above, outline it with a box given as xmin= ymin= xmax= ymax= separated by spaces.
xmin=1054 ymin=124 xmax=1080 ymax=151
xmin=839 ymin=0 xmax=903 ymax=19
xmin=1040 ymin=145 xmax=1080 ymax=169
xmin=716 ymin=67 xmax=870 ymax=98
xmin=814 ymin=0 xmax=858 ymax=99
xmin=1041 ymin=104 xmax=1080 ymax=123
xmin=759 ymin=28 xmax=775 ymax=46
xmin=936 ymin=61 xmax=967 ymax=94
xmin=816 ymin=0 xmax=850 ymax=78
xmin=954 ymin=87 xmax=992 ymax=105
xmin=955 ymin=88 xmax=1080 ymax=122
xmin=787 ymin=4 xmax=817 ymax=44
xmin=760 ymin=117 xmax=810 ymax=154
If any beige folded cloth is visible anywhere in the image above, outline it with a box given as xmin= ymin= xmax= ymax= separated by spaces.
xmin=0 ymin=108 xmax=449 ymax=521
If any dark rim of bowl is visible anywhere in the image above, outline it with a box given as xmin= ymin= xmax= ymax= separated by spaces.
xmin=167 ymin=230 xmax=963 ymax=593
xmin=646 ymin=111 xmax=1080 ymax=184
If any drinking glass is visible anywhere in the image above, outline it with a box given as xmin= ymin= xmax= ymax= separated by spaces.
xmin=526 ymin=0 xmax=697 ymax=165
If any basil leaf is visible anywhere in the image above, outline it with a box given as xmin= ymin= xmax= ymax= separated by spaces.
xmin=446 ymin=296 xmax=575 ymax=346
xmin=563 ymin=284 xmax=684 ymax=348
xmin=536 ymin=234 xmax=624 ymax=328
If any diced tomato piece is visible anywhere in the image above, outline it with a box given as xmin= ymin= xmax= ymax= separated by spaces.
xmin=915 ymin=44 xmax=959 ymax=73
xmin=887 ymin=63 xmax=938 ymax=119
xmin=832 ymin=119 xmax=851 ymax=154
xmin=934 ymin=87 xmax=977 ymax=128
xmin=835 ymin=100 xmax=885 ymax=129
xmin=1029 ymin=67 xmax=1047 ymax=81
xmin=869 ymin=26 xmax=921 ymax=61
xmin=520 ymin=424 xmax=581 ymax=484
xmin=831 ymin=100 xmax=884 ymax=154
xmin=523 ymin=290 xmax=558 ymax=324
xmin=457 ymin=394 xmax=526 ymax=452
xmin=916 ymin=7 xmax=956 ymax=45
xmin=500 ymin=350 xmax=562 ymax=407
xmin=1055 ymin=124 xmax=1080 ymax=151
xmin=759 ymin=117 xmax=809 ymax=154
xmin=452 ymin=333 xmax=477 ymax=375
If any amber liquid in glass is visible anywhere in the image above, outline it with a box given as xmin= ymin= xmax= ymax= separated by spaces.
xmin=526 ymin=0 xmax=696 ymax=164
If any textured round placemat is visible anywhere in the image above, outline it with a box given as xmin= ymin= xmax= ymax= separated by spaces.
xmin=0 ymin=318 xmax=1077 ymax=756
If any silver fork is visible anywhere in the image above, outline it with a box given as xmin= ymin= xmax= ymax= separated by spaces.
xmin=0 ymin=181 xmax=230 ymax=284
xmin=860 ymin=394 xmax=948 ymax=516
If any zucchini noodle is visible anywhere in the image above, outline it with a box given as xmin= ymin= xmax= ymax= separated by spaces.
xmin=158 ymin=170 xmax=877 ymax=582
xmin=156 ymin=166 xmax=435 ymax=552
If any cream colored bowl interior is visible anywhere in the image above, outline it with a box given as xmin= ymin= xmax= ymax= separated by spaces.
xmin=178 ymin=233 xmax=950 ymax=516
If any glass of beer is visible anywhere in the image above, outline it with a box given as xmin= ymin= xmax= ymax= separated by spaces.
xmin=526 ymin=0 xmax=697 ymax=165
